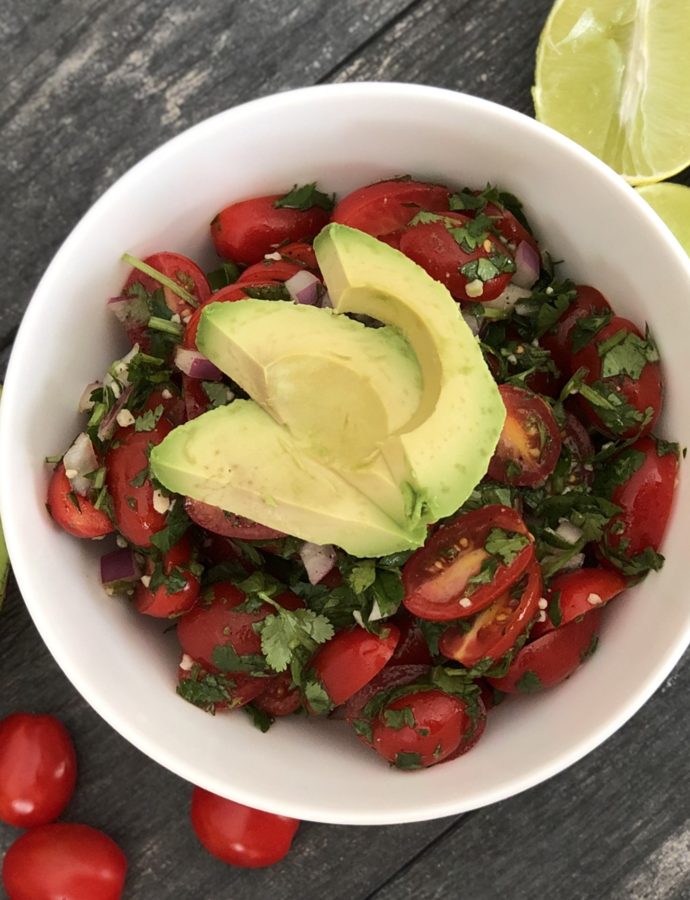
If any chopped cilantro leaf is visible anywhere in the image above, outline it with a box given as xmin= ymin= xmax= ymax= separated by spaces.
xmin=383 ymin=706 xmax=416 ymax=730
xmin=484 ymin=528 xmax=530 ymax=565
xmin=243 ymin=284 xmax=291 ymax=301
xmin=303 ymin=679 xmax=332 ymax=715
xmin=149 ymin=502 xmax=190 ymax=553
xmin=569 ymin=311 xmax=612 ymax=353
xmin=351 ymin=718 xmax=373 ymax=743
xmin=207 ymin=262 xmax=240 ymax=291
xmin=202 ymin=381 xmax=234 ymax=409
xmin=394 ymin=751 xmax=423 ymax=770
xmin=259 ymin=605 xmax=334 ymax=673
xmin=134 ymin=404 xmax=164 ymax=433
xmin=274 ymin=183 xmax=334 ymax=212
xmin=177 ymin=668 xmax=236 ymax=713
xmin=244 ymin=703 xmax=273 ymax=732
xmin=212 ymin=644 xmax=267 ymax=675
xmin=593 ymin=449 xmax=645 ymax=498
xmin=598 ymin=329 xmax=659 ymax=380
xmin=655 ymin=439 xmax=680 ymax=458
xmin=515 ymin=670 xmax=543 ymax=693
xmin=547 ymin=590 xmax=562 ymax=628
xmin=512 ymin=280 xmax=576 ymax=340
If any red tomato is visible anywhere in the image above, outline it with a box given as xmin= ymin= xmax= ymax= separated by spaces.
xmin=541 ymin=285 xmax=612 ymax=374
xmin=488 ymin=384 xmax=562 ymax=487
xmin=598 ymin=437 xmax=679 ymax=572
xmin=184 ymin=497 xmax=285 ymax=540
xmin=440 ymin=559 xmax=542 ymax=667
xmin=487 ymin=608 xmax=602 ymax=693
xmin=547 ymin=411 xmax=595 ymax=493
xmin=236 ymin=259 xmax=304 ymax=285
xmin=308 ymin=625 xmax=400 ymax=708
xmin=253 ymin=672 xmax=301 ymax=717
xmin=177 ymin=662 xmax=267 ymax=712
xmin=134 ymin=534 xmax=201 ymax=618
xmin=0 ymin=714 xmax=77 ymax=828
xmin=181 ymin=375 xmax=213 ymax=420
xmin=484 ymin=200 xmax=539 ymax=255
xmin=332 ymin=179 xmax=451 ymax=237
xmin=190 ymin=788 xmax=299 ymax=868
xmin=358 ymin=688 xmax=484 ymax=768
xmin=569 ymin=317 xmax=662 ymax=438
xmin=2 ymin=823 xmax=127 ymax=900
xmin=137 ymin=385 xmax=186 ymax=426
xmin=402 ymin=506 xmax=535 ymax=621
xmin=532 ymin=567 xmax=626 ymax=638
xmin=335 ymin=664 xmax=431 ymax=722
xmin=279 ymin=241 xmax=318 ymax=270
xmin=211 ymin=194 xmax=330 ymax=266
xmin=105 ymin=418 xmax=173 ymax=547
xmin=398 ymin=213 xmax=513 ymax=302
xmin=123 ymin=251 xmax=210 ymax=318
xmin=183 ymin=283 xmax=261 ymax=350
xmin=388 ymin=613 xmax=433 ymax=666
xmin=47 ymin=463 xmax=114 ymax=539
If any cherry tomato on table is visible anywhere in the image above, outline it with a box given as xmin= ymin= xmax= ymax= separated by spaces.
xmin=531 ymin=567 xmax=626 ymax=639
xmin=402 ymin=505 xmax=535 ymax=621
xmin=190 ymin=788 xmax=299 ymax=868
xmin=211 ymin=193 xmax=330 ymax=266
xmin=184 ymin=496 xmax=285 ymax=540
xmin=47 ymin=463 xmax=114 ymax=539
xmin=134 ymin=533 xmax=201 ymax=618
xmin=332 ymin=179 xmax=451 ymax=237
xmin=439 ymin=558 xmax=542 ymax=667
xmin=0 ymin=713 xmax=77 ymax=828
xmin=487 ymin=384 xmax=562 ymax=487
xmin=2 ymin=823 xmax=127 ymax=900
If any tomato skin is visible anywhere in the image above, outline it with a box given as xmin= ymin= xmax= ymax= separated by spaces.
xmin=570 ymin=317 xmax=662 ymax=438
xmin=598 ymin=437 xmax=679 ymax=571
xmin=134 ymin=535 xmax=201 ymax=618
xmin=484 ymin=201 xmax=539 ymax=256
xmin=440 ymin=559 xmax=542 ymax=667
xmin=2 ymin=823 xmax=127 ymax=900
xmin=211 ymin=194 xmax=330 ymax=266
xmin=47 ymin=463 xmax=114 ymax=539
xmin=190 ymin=788 xmax=299 ymax=868
xmin=279 ymin=241 xmax=318 ymax=270
xmin=488 ymin=385 xmax=562 ymax=487
xmin=398 ymin=216 xmax=513 ymax=302
xmin=124 ymin=251 xmax=210 ymax=319
xmin=308 ymin=625 xmax=400 ymax=707
xmin=236 ymin=259 xmax=305 ymax=285
xmin=184 ymin=497 xmax=285 ymax=540
xmin=332 ymin=179 xmax=451 ymax=237
xmin=402 ymin=506 xmax=535 ymax=621
xmin=0 ymin=714 xmax=77 ymax=828
xmin=360 ymin=688 xmax=483 ymax=768
xmin=487 ymin=608 xmax=602 ymax=693
xmin=105 ymin=418 xmax=173 ymax=547
xmin=335 ymin=663 xmax=431 ymax=722
xmin=254 ymin=672 xmax=301 ymax=717
xmin=532 ymin=567 xmax=626 ymax=638
xmin=546 ymin=412 xmax=595 ymax=494
xmin=541 ymin=285 xmax=612 ymax=375
xmin=388 ymin=613 xmax=433 ymax=666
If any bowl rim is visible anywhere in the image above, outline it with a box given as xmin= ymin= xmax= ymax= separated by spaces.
xmin=2 ymin=82 xmax=690 ymax=825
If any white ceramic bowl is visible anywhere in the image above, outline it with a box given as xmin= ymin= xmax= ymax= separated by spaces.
xmin=1 ymin=84 xmax=689 ymax=825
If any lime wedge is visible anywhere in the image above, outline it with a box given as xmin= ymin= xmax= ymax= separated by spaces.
xmin=533 ymin=0 xmax=690 ymax=185
xmin=637 ymin=182 xmax=690 ymax=256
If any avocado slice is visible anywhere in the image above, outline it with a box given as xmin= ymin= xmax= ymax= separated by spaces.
xmin=149 ymin=402 xmax=424 ymax=556
xmin=313 ymin=224 xmax=506 ymax=521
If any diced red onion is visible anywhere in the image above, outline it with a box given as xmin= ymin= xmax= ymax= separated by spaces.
xmin=97 ymin=385 xmax=133 ymax=441
xmin=63 ymin=433 xmax=98 ymax=496
xmin=100 ymin=548 xmax=141 ymax=586
xmin=285 ymin=270 xmax=322 ymax=306
xmin=512 ymin=241 xmax=541 ymax=288
xmin=484 ymin=283 xmax=533 ymax=312
xmin=174 ymin=347 xmax=223 ymax=380
xmin=299 ymin=541 xmax=337 ymax=585
xmin=560 ymin=552 xmax=585 ymax=573
xmin=78 ymin=382 xmax=101 ymax=413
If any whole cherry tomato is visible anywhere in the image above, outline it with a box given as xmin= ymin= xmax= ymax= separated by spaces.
xmin=2 ymin=823 xmax=127 ymax=900
xmin=236 ymin=259 xmax=305 ymax=284
xmin=402 ymin=505 xmax=535 ymax=621
xmin=388 ymin=612 xmax=433 ymax=666
xmin=487 ymin=384 xmax=562 ymax=487
xmin=332 ymin=179 xmax=451 ymax=237
xmin=47 ymin=463 xmax=114 ymax=539
xmin=190 ymin=788 xmax=299 ymax=868
xmin=134 ymin=534 xmax=201 ymax=618
xmin=184 ymin=497 xmax=285 ymax=540
xmin=211 ymin=193 xmax=330 ymax=266
xmin=0 ymin=713 xmax=77 ymax=828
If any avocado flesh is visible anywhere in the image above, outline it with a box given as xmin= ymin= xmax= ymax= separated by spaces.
xmin=313 ymin=224 xmax=506 ymax=520
xmin=149 ymin=402 xmax=425 ymax=556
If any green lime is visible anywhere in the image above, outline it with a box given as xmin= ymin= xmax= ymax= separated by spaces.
xmin=533 ymin=0 xmax=690 ymax=185
xmin=637 ymin=182 xmax=690 ymax=256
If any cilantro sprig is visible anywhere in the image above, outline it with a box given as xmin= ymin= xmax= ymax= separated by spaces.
xmin=274 ymin=183 xmax=334 ymax=212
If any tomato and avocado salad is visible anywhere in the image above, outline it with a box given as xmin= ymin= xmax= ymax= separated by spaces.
xmin=45 ymin=177 xmax=680 ymax=772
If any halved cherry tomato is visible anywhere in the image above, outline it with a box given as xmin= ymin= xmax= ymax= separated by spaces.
xmin=136 ymin=385 xmax=186 ymax=425
xmin=335 ymin=664 xmax=431 ymax=722
xmin=177 ymin=582 xmax=302 ymax=668
xmin=484 ymin=200 xmax=539 ymax=256
xmin=532 ymin=567 xmax=626 ymax=638
xmin=182 ymin=375 xmax=213 ymax=420
xmin=355 ymin=688 xmax=483 ymax=769
xmin=105 ymin=418 xmax=173 ymax=547
xmin=541 ymin=285 xmax=611 ymax=375
xmin=2 ymin=823 xmax=127 ymax=900
xmin=398 ymin=212 xmax=514 ymax=302
xmin=0 ymin=713 xmax=77 ymax=828
xmin=569 ymin=317 xmax=662 ymax=438
xmin=440 ymin=559 xmax=542 ymax=667
xmin=211 ymin=194 xmax=330 ymax=266
xmin=487 ymin=384 xmax=562 ymax=487
xmin=597 ymin=437 xmax=679 ymax=573
xmin=332 ymin=179 xmax=451 ymax=237
xmin=253 ymin=672 xmax=301 ymax=717
xmin=184 ymin=497 xmax=285 ymax=540
xmin=123 ymin=251 xmax=210 ymax=319
xmin=487 ymin=607 xmax=602 ymax=693
xmin=134 ymin=534 xmax=201 ymax=618
xmin=190 ymin=788 xmax=299 ymax=868
xmin=388 ymin=612 xmax=433 ymax=666
xmin=279 ymin=241 xmax=319 ymax=270
xmin=402 ymin=506 xmax=534 ymax=621
xmin=47 ymin=463 xmax=114 ymax=539
xmin=177 ymin=661 xmax=267 ymax=712
xmin=546 ymin=411 xmax=594 ymax=494
xmin=236 ymin=259 xmax=305 ymax=285
xmin=308 ymin=625 xmax=400 ymax=708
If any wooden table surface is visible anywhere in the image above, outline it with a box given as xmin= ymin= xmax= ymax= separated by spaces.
xmin=1 ymin=1 xmax=689 ymax=897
